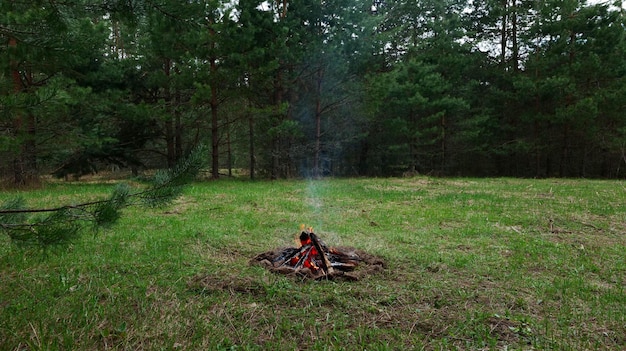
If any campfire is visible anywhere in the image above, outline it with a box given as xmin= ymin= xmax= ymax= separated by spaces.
xmin=251 ymin=225 xmax=385 ymax=280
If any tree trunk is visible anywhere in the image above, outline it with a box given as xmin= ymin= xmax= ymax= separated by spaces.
xmin=358 ymin=139 xmax=369 ymax=176
xmin=163 ymin=59 xmax=175 ymax=167
xmin=511 ymin=0 xmax=519 ymax=71
xmin=10 ymin=36 xmax=24 ymax=185
xmin=175 ymin=89 xmax=183 ymax=161
xmin=271 ymin=140 xmax=278 ymax=180
xmin=271 ymin=70 xmax=283 ymax=180
xmin=9 ymin=36 xmax=37 ymax=186
xmin=111 ymin=21 xmax=125 ymax=59
xmin=559 ymin=124 xmax=569 ymax=177
xmin=165 ymin=119 xmax=175 ymax=167
xmin=440 ymin=113 xmax=446 ymax=172
xmin=9 ymin=37 xmax=20 ymax=92
xmin=533 ymin=120 xmax=541 ymax=177
xmin=313 ymin=67 xmax=324 ymax=178
xmin=248 ymin=109 xmax=255 ymax=180
xmin=500 ymin=0 xmax=508 ymax=68
xmin=270 ymin=3 xmax=289 ymax=179
xmin=226 ymin=118 xmax=232 ymax=177
xmin=559 ymin=28 xmax=577 ymax=177
xmin=210 ymin=30 xmax=220 ymax=179
xmin=277 ymin=0 xmax=288 ymax=18
xmin=210 ymin=75 xmax=219 ymax=179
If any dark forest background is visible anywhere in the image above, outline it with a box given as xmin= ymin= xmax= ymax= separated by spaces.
xmin=2 ymin=0 xmax=625 ymax=185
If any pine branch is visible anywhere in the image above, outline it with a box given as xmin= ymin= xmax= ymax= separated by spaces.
xmin=138 ymin=144 xmax=207 ymax=207
xmin=0 ymin=145 xmax=206 ymax=249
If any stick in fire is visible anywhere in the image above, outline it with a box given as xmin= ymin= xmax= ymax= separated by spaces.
xmin=272 ymin=225 xmax=353 ymax=277
xmin=309 ymin=232 xmax=334 ymax=275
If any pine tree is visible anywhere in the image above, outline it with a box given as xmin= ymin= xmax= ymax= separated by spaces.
xmin=0 ymin=0 xmax=113 ymax=185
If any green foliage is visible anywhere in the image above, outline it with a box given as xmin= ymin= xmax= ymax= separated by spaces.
xmin=140 ymin=144 xmax=207 ymax=207
xmin=0 ymin=146 xmax=206 ymax=249
xmin=0 ymin=198 xmax=82 ymax=248
xmin=92 ymin=183 xmax=130 ymax=228
xmin=30 ymin=209 xmax=83 ymax=247
xmin=0 ymin=197 xmax=27 ymax=231
xmin=365 ymin=57 xmax=470 ymax=174
xmin=1 ymin=0 xmax=625 ymax=180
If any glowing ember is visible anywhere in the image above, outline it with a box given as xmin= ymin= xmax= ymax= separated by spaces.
xmin=251 ymin=225 xmax=385 ymax=280
xmin=278 ymin=225 xmax=334 ymax=275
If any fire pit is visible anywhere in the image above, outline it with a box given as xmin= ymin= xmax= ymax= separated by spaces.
xmin=251 ymin=225 xmax=385 ymax=280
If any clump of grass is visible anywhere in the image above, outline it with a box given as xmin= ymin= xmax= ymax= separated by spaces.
xmin=1 ymin=177 xmax=625 ymax=350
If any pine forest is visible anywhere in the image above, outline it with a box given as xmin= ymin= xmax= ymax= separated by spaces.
xmin=2 ymin=0 xmax=626 ymax=184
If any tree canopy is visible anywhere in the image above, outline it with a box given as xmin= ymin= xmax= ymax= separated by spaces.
xmin=2 ymin=0 xmax=625 ymax=183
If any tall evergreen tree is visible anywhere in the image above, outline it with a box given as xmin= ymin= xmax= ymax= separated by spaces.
xmin=0 ymin=1 xmax=114 ymax=184
xmin=289 ymin=0 xmax=376 ymax=177
xmin=1 ymin=0 xmax=624 ymax=180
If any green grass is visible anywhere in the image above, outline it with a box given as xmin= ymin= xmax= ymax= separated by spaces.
xmin=1 ymin=177 xmax=625 ymax=350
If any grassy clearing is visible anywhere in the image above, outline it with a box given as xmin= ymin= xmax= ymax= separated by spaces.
xmin=1 ymin=177 xmax=625 ymax=350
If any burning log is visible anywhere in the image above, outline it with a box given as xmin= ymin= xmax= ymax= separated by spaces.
xmin=251 ymin=225 xmax=384 ymax=280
